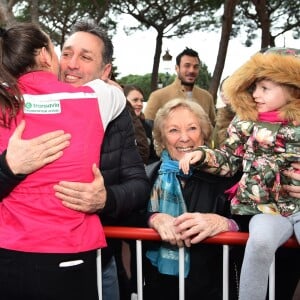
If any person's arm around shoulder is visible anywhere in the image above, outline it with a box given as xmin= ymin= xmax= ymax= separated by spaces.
xmin=54 ymin=163 xmax=107 ymax=213
xmin=0 ymin=120 xmax=71 ymax=199
xmin=85 ymin=79 xmax=126 ymax=128
xmin=54 ymin=107 xmax=151 ymax=220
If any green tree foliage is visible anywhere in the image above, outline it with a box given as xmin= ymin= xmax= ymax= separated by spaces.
xmin=1 ymin=0 xmax=299 ymax=100
xmin=119 ymin=74 xmax=153 ymax=100
xmin=4 ymin=0 xmax=115 ymax=48
xmin=118 ymin=63 xmax=211 ymax=101
xmin=198 ymin=63 xmax=212 ymax=90
xmin=232 ymin=0 xmax=300 ymax=48
xmin=205 ymin=0 xmax=300 ymax=100
xmin=110 ymin=0 xmax=223 ymax=91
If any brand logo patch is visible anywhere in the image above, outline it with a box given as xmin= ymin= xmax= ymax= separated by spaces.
xmin=24 ymin=99 xmax=61 ymax=114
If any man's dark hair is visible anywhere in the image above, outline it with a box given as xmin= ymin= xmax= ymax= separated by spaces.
xmin=176 ymin=47 xmax=200 ymax=66
xmin=71 ymin=19 xmax=113 ymax=65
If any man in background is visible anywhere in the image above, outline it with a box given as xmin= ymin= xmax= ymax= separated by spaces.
xmin=144 ymin=47 xmax=215 ymax=125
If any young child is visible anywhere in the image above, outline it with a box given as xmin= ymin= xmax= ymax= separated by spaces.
xmin=179 ymin=47 xmax=300 ymax=300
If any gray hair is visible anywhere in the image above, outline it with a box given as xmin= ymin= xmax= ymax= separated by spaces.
xmin=152 ymin=98 xmax=212 ymax=157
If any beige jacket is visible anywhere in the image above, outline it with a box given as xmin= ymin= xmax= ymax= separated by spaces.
xmin=144 ymin=77 xmax=216 ymax=125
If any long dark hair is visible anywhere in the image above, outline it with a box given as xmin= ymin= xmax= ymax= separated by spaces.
xmin=0 ymin=23 xmax=50 ymax=127
xmin=123 ymin=84 xmax=145 ymax=99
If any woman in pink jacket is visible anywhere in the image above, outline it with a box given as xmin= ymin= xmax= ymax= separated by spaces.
xmin=0 ymin=23 xmax=125 ymax=300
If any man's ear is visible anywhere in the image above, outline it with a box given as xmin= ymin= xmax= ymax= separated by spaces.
xmin=100 ymin=63 xmax=112 ymax=81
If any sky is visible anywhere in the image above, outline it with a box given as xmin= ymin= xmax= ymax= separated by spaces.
xmin=112 ymin=15 xmax=297 ymax=83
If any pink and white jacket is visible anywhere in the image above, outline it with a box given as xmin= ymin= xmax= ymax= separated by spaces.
xmin=0 ymin=71 xmax=126 ymax=253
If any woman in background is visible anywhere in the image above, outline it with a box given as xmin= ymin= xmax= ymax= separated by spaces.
xmin=124 ymin=84 xmax=158 ymax=164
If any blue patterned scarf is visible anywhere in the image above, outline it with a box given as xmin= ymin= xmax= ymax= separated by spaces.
xmin=146 ymin=150 xmax=192 ymax=277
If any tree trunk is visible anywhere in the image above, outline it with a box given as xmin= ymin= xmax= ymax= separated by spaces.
xmin=209 ymin=0 xmax=238 ymax=102
xmin=0 ymin=0 xmax=17 ymax=25
xmin=252 ymin=0 xmax=272 ymax=48
xmin=150 ymin=31 xmax=163 ymax=92
xmin=30 ymin=0 xmax=39 ymax=24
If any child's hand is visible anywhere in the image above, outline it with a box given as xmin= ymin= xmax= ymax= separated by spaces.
xmin=179 ymin=151 xmax=203 ymax=175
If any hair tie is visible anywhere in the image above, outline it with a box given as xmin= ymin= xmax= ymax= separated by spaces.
xmin=0 ymin=27 xmax=6 ymax=37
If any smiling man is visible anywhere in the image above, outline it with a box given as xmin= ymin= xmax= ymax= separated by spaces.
xmin=144 ymin=47 xmax=216 ymax=125
xmin=0 ymin=20 xmax=150 ymax=300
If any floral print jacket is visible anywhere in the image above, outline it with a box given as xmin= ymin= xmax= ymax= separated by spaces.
xmin=195 ymin=116 xmax=300 ymax=216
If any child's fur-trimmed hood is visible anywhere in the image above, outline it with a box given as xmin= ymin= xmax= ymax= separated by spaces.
xmin=223 ymin=48 xmax=300 ymax=122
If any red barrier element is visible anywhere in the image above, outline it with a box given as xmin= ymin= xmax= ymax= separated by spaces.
xmin=103 ymin=226 xmax=299 ymax=248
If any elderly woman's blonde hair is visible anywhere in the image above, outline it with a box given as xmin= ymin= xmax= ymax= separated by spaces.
xmin=152 ymin=98 xmax=213 ymax=157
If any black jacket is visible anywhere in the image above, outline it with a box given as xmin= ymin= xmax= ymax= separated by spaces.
xmin=0 ymin=150 xmax=26 ymax=198
xmin=144 ymin=162 xmax=299 ymax=300
xmin=143 ymin=161 xmax=242 ymax=300
xmin=0 ymin=107 xmax=151 ymax=267
xmin=99 ymin=107 xmax=150 ymax=224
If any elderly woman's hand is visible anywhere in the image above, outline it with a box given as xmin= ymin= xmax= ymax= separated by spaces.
xmin=173 ymin=212 xmax=229 ymax=247
xmin=149 ymin=213 xmax=185 ymax=247
xmin=283 ymin=163 xmax=300 ymax=198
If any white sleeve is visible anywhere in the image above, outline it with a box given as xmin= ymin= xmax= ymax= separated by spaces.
xmin=85 ymin=79 xmax=126 ymax=130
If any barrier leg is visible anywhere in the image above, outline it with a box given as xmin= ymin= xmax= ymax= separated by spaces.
xmin=179 ymin=247 xmax=185 ymax=300
xmin=269 ymin=256 xmax=275 ymax=300
xmin=223 ymin=245 xmax=229 ymax=300
xmin=136 ymin=240 xmax=143 ymax=300
xmin=97 ymin=249 xmax=102 ymax=300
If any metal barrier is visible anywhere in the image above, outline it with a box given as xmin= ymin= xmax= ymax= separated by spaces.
xmin=98 ymin=227 xmax=298 ymax=300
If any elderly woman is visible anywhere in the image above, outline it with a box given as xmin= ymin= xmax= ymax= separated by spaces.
xmin=142 ymin=98 xmax=242 ymax=300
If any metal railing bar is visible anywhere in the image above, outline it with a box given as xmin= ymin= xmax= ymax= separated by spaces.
xmin=101 ymin=227 xmax=298 ymax=300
